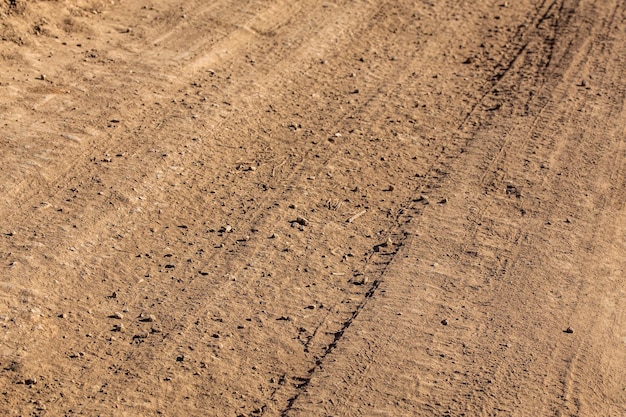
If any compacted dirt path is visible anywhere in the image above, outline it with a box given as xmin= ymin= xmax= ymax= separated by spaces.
xmin=1 ymin=1 xmax=625 ymax=416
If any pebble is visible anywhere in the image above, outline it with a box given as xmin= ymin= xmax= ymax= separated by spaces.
xmin=24 ymin=378 xmax=37 ymax=386
xmin=441 ymin=319 xmax=448 ymax=326
xmin=112 ymin=323 xmax=124 ymax=332
xmin=295 ymin=216 xmax=309 ymax=226
xmin=564 ymin=326 xmax=574 ymax=334
xmin=139 ymin=313 xmax=155 ymax=322
xmin=112 ymin=312 xmax=123 ymax=319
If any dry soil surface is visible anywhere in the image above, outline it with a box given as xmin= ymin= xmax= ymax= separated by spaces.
xmin=1 ymin=1 xmax=625 ymax=416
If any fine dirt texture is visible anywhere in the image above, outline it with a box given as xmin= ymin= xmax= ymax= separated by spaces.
xmin=1 ymin=1 xmax=625 ymax=416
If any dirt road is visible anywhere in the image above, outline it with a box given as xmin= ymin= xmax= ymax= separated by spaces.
xmin=1 ymin=1 xmax=625 ymax=416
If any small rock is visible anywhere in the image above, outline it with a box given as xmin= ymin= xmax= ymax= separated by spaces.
xmin=139 ymin=313 xmax=155 ymax=322
xmin=112 ymin=323 xmax=124 ymax=332
xmin=295 ymin=216 xmax=309 ymax=226
xmin=24 ymin=378 xmax=37 ymax=386
xmin=441 ymin=319 xmax=448 ymax=326
xmin=564 ymin=326 xmax=574 ymax=334
xmin=352 ymin=276 xmax=368 ymax=286
xmin=112 ymin=312 xmax=123 ymax=319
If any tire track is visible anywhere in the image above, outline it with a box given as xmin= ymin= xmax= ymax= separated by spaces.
xmin=95 ymin=3 xmax=488 ymax=412
xmin=19 ymin=1 xmax=488 ymax=414
xmin=73 ymin=1 xmax=548 ymax=415
xmin=284 ymin=0 xmax=626 ymax=415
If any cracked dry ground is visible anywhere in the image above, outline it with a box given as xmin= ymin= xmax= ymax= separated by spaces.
xmin=1 ymin=0 xmax=625 ymax=416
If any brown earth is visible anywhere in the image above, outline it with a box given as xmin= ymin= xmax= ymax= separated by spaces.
xmin=1 ymin=0 xmax=625 ymax=416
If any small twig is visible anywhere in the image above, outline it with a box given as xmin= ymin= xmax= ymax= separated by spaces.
xmin=271 ymin=159 xmax=287 ymax=177
xmin=346 ymin=210 xmax=367 ymax=223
